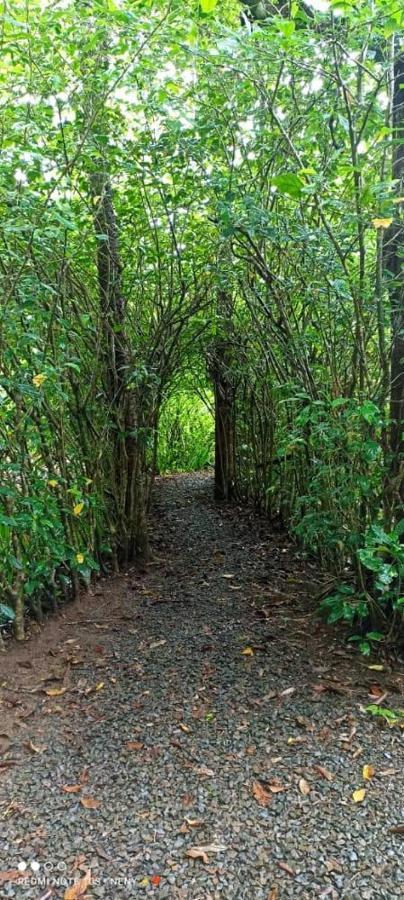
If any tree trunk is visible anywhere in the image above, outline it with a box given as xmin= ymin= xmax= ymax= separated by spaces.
xmin=386 ymin=41 xmax=404 ymax=516
xmin=92 ymin=170 xmax=148 ymax=563
xmin=211 ymin=290 xmax=236 ymax=502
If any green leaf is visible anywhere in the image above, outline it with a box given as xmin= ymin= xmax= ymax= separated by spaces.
xmin=272 ymin=173 xmax=304 ymax=198
xmin=200 ymin=0 xmax=218 ymax=12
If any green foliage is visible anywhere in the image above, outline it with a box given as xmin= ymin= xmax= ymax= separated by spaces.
xmin=366 ymin=705 xmax=404 ymax=723
xmin=0 ymin=0 xmax=402 ymax=647
xmin=158 ymin=392 xmax=214 ymax=474
xmin=320 ymin=524 xmax=404 ymax=647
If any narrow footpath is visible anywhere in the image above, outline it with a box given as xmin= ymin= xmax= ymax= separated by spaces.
xmin=0 ymin=473 xmax=403 ymax=899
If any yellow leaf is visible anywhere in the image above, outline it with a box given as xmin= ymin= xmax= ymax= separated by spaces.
xmin=368 ymin=664 xmax=384 ymax=671
xmin=139 ymin=877 xmax=149 ymax=886
xmin=95 ymin=681 xmax=104 ymax=691
xmin=76 ymin=553 xmax=84 ymax=564
xmin=64 ymin=869 xmax=91 ymax=899
xmin=352 ymin=788 xmax=366 ymax=803
xmin=241 ymin=646 xmax=254 ymax=656
xmin=73 ymin=502 xmax=84 ymax=517
xmin=372 ymin=217 xmax=393 ymax=229
xmin=45 ymin=687 xmax=67 ymax=697
xmin=48 ymin=479 xmax=58 ymax=488
xmin=32 ymin=373 xmax=47 ymax=387
xmin=362 ymin=764 xmax=375 ymax=781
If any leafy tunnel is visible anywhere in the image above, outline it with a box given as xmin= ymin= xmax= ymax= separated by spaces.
xmin=0 ymin=0 xmax=403 ymax=656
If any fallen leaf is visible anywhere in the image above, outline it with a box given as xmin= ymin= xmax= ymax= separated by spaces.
xmin=80 ymin=797 xmax=101 ymax=809
xmin=362 ymin=764 xmax=375 ymax=781
xmin=45 ymin=687 xmax=67 ymax=697
xmin=184 ymin=817 xmax=204 ymax=828
xmin=139 ymin=877 xmax=149 ymax=886
xmin=368 ymin=664 xmax=384 ymax=671
xmin=368 ymin=684 xmax=384 ymax=698
xmin=126 ymin=741 xmax=144 ymax=751
xmin=62 ymin=784 xmax=82 ymax=793
xmin=389 ymin=824 xmax=404 ymax=834
xmin=186 ymin=847 xmax=209 ymax=864
xmin=268 ymin=889 xmax=279 ymax=900
xmin=287 ymin=736 xmax=307 ymax=746
xmin=277 ymin=861 xmax=296 ymax=877
xmin=261 ymin=776 xmax=286 ymax=794
xmin=194 ymin=765 xmax=214 ymax=777
xmin=150 ymin=875 xmax=161 ymax=886
xmin=296 ymin=715 xmax=314 ymax=731
xmin=179 ymin=723 xmax=192 ymax=734
xmin=314 ymin=765 xmax=333 ymax=782
xmin=352 ymin=788 xmax=366 ymax=803
xmin=149 ymin=640 xmax=167 ymax=650
xmin=186 ymin=843 xmax=225 ymax=865
xmin=0 ymin=870 xmax=29 ymax=883
xmin=64 ymin=869 xmax=91 ymax=899
xmin=26 ymin=741 xmax=47 ymax=754
xmin=298 ymin=778 xmax=311 ymax=796
xmin=241 ymin=647 xmax=254 ymax=656
xmin=252 ymin=780 xmax=272 ymax=807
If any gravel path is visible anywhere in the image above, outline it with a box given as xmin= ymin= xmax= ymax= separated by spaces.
xmin=0 ymin=472 xmax=403 ymax=899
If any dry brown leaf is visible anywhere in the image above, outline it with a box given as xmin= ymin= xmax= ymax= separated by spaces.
xmin=267 ymin=777 xmax=287 ymax=794
xmin=186 ymin=847 xmax=209 ymax=864
xmin=184 ymin=818 xmax=204 ymax=828
xmin=314 ymin=765 xmax=334 ymax=782
xmin=296 ymin=715 xmax=314 ymax=732
xmin=126 ymin=741 xmax=144 ymax=751
xmin=186 ymin=843 xmax=225 ymax=864
xmin=62 ymin=784 xmax=82 ymax=794
xmin=279 ymin=686 xmax=296 ymax=697
xmin=194 ymin=765 xmax=214 ymax=777
xmin=277 ymin=861 xmax=296 ymax=877
xmin=149 ymin=639 xmax=167 ymax=650
xmin=45 ymin=687 xmax=67 ymax=697
xmin=179 ymin=723 xmax=192 ymax=734
xmin=64 ymin=869 xmax=92 ymax=899
xmin=26 ymin=741 xmax=47 ymax=754
xmin=252 ymin=780 xmax=272 ymax=807
xmin=389 ymin=824 xmax=404 ymax=834
xmin=268 ymin=889 xmax=279 ymax=900
xmin=80 ymin=797 xmax=101 ymax=809
xmin=0 ymin=870 xmax=29 ymax=883
xmin=298 ymin=777 xmax=311 ymax=796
